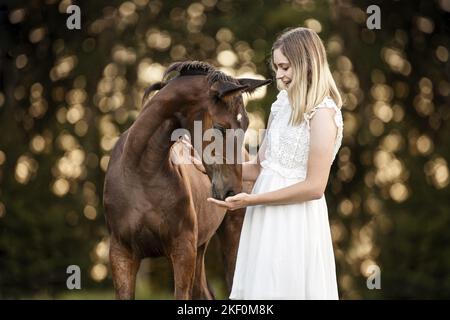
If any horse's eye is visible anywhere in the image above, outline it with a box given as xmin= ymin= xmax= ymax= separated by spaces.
xmin=214 ymin=125 xmax=226 ymax=134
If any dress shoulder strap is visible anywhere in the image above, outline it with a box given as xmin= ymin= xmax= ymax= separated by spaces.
xmin=304 ymin=97 xmax=343 ymax=130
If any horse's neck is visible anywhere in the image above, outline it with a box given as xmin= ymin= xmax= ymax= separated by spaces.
xmin=122 ymin=95 xmax=205 ymax=174
xmin=122 ymin=102 xmax=162 ymax=169
xmin=137 ymin=116 xmax=180 ymax=176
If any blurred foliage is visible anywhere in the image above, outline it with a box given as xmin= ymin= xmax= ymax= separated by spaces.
xmin=0 ymin=0 xmax=449 ymax=299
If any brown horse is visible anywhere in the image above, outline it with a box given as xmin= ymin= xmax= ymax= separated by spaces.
xmin=103 ymin=61 xmax=271 ymax=299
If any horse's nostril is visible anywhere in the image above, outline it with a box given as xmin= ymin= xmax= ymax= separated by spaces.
xmin=224 ymin=190 xmax=236 ymax=199
xmin=212 ymin=188 xmax=219 ymax=200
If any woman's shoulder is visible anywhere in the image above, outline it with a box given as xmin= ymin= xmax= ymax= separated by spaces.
xmin=309 ymin=96 xmax=341 ymax=115
xmin=305 ymin=96 xmax=343 ymax=128
xmin=317 ymin=96 xmax=340 ymax=111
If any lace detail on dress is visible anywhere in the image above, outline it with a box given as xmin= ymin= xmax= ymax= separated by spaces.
xmin=261 ymin=92 xmax=343 ymax=179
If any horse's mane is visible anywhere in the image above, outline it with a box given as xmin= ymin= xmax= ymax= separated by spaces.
xmin=163 ymin=60 xmax=237 ymax=85
xmin=142 ymin=60 xmax=237 ymax=105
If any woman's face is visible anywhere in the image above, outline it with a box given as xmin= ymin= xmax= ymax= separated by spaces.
xmin=273 ymin=48 xmax=293 ymax=89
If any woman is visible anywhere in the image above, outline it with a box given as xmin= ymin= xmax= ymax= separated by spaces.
xmin=208 ymin=27 xmax=343 ymax=299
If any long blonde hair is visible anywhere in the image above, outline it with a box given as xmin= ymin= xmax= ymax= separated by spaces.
xmin=270 ymin=27 xmax=342 ymax=126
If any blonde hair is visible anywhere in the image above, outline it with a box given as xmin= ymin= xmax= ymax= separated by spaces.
xmin=270 ymin=27 xmax=342 ymax=126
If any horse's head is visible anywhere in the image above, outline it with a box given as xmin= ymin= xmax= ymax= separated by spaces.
xmin=202 ymin=74 xmax=271 ymax=200
xmin=147 ymin=61 xmax=271 ymax=200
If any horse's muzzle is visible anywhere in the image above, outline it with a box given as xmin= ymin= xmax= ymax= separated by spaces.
xmin=212 ymin=186 xmax=236 ymax=201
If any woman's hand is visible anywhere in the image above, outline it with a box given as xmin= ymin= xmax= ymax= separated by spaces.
xmin=207 ymin=192 xmax=254 ymax=211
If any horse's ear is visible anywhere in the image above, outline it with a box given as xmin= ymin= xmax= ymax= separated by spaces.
xmin=237 ymin=78 xmax=272 ymax=94
xmin=142 ymin=82 xmax=165 ymax=106
xmin=211 ymin=80 xmax=248 ymax=99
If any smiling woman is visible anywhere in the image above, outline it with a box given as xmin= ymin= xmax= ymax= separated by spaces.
xmin=208 ymin=27 xmax=344 ymax=300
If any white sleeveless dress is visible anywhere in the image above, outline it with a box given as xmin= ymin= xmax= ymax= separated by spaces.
xmin=229 ymin=90 xmax=343 ymax=300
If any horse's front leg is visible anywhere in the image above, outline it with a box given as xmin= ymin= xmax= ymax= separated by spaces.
xmin=170 ymin=231 xmax=197 ymax=300
xmin=192 ymin=241 xmax=215 ymax=300
xmin=217 ymin=208 xmax=245 ymax=292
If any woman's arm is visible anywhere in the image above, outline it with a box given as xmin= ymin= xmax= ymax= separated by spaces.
xmin=249 ymin=108 xmax=337 ymax=205
xmin=208 ymin=107 xmax=338 ymax=210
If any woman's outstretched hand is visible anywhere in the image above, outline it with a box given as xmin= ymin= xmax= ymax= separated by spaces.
xmin=207 ymin=192 xmax=253 ymax=211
